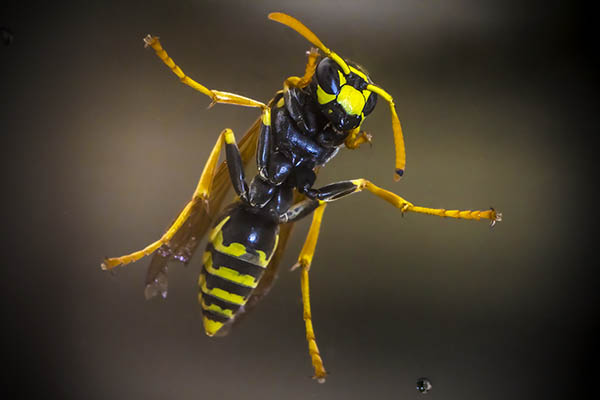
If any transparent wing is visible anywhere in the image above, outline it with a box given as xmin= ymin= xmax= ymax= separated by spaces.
xmin=144 ymin=117 xmax=262 ymax=299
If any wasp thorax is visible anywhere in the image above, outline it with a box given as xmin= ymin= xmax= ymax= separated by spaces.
xmin=314 ymin=57 xmax=377 ymax=131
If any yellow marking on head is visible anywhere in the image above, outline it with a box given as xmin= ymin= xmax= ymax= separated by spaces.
xmin=204 ymin=251 xmax=258 ymax=288
xmin=337 ymin=85 xmax=365 ymax=116
xmin=349 ymin=65 xmax=368 ymax=82
xmin=202 ymin=316 xmax=224 ymax=336
xmin=337 ymin=70 xmax=347 ymax=87
xmin=199 ymin=296 xmax=234 ymax=318
xmin=276 ymin=97 xmax=285 ymax=108
xmin=362 ymin=89 xmax=372 ymax=101
xmin=199 ymin=274 xmax=246 ymax=305
xmin=262 ymin=107 xmax=271 ymax=126
xmin=317 ymin=84 xmax=336 ymax=105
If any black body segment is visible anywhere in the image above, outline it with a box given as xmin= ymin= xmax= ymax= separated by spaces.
xmin=199 ymin=203 xmax=280 ymax=336
xmin=256 ymin=120 xmax=273 ymax=180
xmin=225 ymin=138 xmax=248 ymax=200
xmin=272 ymin=98 xmax=342 ymax=168
xmin=305 ymin=180 xmax=358 ymax=201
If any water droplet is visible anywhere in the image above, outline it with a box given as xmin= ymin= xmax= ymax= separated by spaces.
xmin=144 ymin=268 xmax=168 ymax=300
xmin=157 ymin=244 xmax=172 ymax=258
xmin=416 ymin=377 xmax=432 ymax=394
xmin=174 ymin=247 xmax=192 ymax=264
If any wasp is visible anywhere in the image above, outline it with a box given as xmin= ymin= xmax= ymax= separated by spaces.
xmin=102 ymin=12 xmax=502 ymax=382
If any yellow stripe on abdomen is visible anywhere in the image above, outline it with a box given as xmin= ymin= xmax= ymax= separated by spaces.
xmin=198 ymin=274 xmax=246 ymax=306
xmin=209 ymin=216 xmax=277 ymax=267
xmin=204 ymin=252 xmax=258 ymax=288
xmin=199 ymin=295 xmax=234 ymax=318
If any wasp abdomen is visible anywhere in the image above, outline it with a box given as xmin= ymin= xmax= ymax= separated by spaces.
xmin=198 ymin=204 xmax=279 ymax=336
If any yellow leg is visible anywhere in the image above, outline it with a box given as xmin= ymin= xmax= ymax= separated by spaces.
xmin=192 ymin=129 xmax=234 ymax=206
xmin=102 ymin=129 xmax=232 ymax=270
xmin=350 ymin=179 xmax=502 ymax=224
xmin=301 ymin=265 xmax=327 ymax=383
xmin=293 ymin=204 xmax=327 ymax=382
xmin=344 ymin=127 xmax=372 ymax=150
xmin=284 ymin=47 xmax=320 ymax=90
xmin=143 ymin=35 xmax=267 ymax=110
xmin=293 ymin=202 xmax=327 ymax=271
xmin=299 ymin=47 xmax=320 ymax=87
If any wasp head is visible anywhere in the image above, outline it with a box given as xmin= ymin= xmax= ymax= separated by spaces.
xmin=313 ymin=57 xmax=378 ymax=132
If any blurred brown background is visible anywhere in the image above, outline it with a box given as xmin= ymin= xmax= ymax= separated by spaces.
xmin=1 ymin=1 xmax=597 ymax=399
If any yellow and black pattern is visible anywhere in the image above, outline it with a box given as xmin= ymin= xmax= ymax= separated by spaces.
xmin=198 ymin=204 xmax=280 ymax=336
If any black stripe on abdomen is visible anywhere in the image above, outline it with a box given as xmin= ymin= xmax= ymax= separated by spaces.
xmin=206 ymin=242 xmax=266 ymax=278
xmin=201 ymin=292 xmax=242 ymax=314
xmin=202 ymin=266 xmax=254 ymax=298
xmin=201 ymin=308 xmax=231 ymax=324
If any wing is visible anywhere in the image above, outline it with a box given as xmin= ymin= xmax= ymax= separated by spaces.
xmin=144 ymin=117 xmax=262 ymax=299
xmin=214 ymin=192 xmax=304 ymax=336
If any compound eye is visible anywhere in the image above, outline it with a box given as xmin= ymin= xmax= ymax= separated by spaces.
xmin=316 ymin=58 xmax=341 ymax=95
xmin=362 ymin=91 xmax=377 ymax=116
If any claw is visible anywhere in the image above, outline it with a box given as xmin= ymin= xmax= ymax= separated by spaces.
xmin=206 ymin=97 xmax=218 ymax=109
xmin=361 ymin=131 xmax=372 ymax=142
xmin=101 ymin=257 xmax=120 ymax=271
xmin=306 ymin=47 xmax=320 ymax=57
xmin=143 ymin=34 xmax=157 ymax=48
xmin=291 ymin=259 xmax=310 ymax=272
xmin=489 ymin=207 xmax=502 ymax=228
xmin=401 ymin=201 xmax=413 ymax=213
